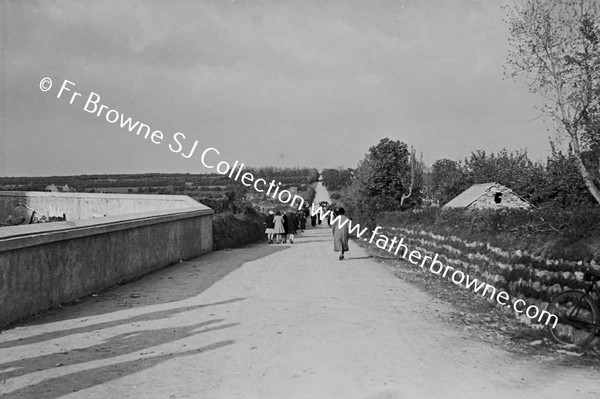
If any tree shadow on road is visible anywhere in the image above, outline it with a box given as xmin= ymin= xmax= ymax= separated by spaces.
xmin=0 ymin=298 xmax=245 ymax=349
xmin=0 ymin=319 xmax=237 ymax=382
xmin=6 ymin=244 xmax=286 ymax=330
xmin=0 ymin=338 xmax=235 ymax=399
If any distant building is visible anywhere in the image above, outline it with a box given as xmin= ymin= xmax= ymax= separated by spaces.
xmin=45 ymin=184 xmax=76 ymax=193
xmin=443 ymin=182 xmax=532 ymax=210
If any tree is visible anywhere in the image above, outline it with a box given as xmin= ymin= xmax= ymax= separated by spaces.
xmin=428 ymin=159 xmax=469 ymax=205
xmin=543 ymin=145 xmax=597 ymax=208
xmin=321 ymin=168 xmax=353 ymax=191
xmin=346 ymin=138 xmax=422 ymax=226
xmin=369 ymin=139 xmax=412 ymax=204
xmin=223 ymin=182 xmax=250 ymax=213
xmin=464 ymin=148 xmax=542 ymax=200
xmin=505 ymin=0 xmax=600 ymax=204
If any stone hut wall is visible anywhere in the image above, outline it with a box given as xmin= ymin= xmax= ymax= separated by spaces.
xmin=468 ymin=184 xmax=530 ymax=210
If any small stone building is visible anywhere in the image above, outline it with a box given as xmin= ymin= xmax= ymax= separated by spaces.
xmin=45 ymin=184 xmax=76 ymax=193
xmin=443 ymin=182 xmax=532 ymax=210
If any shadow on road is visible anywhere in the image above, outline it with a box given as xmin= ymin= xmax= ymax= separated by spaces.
xmin=8 ymin=244 xmax=287 ymax=330
xmin=343 ymin=256 xmax=374 ymax=261
xmin=0 ymin=337 xmax=235 ymax=399
xmin=0 ymin=319 xmax=237 ymax=382
xmin=0 ymin=298 xmax=245 ymax=350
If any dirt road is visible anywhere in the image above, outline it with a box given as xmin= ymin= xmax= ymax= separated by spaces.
xmin=0 ymin=185 xmax=598 ymax=398
xmin=313 ymin=181 xmax=330 ymax=204
xmin=0 ymin=222 xmax=599 ymax=398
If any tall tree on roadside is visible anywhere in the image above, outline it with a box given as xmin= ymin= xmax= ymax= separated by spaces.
xmin=366 ymin=138 xmax=418 ymax=209
xmin=347 ymin=138 xmax=422 ymax=226
xmin=428 ymin=159 xmax=469 ymax=206
xmin=505 ymin=0 xmax=600 ymax=204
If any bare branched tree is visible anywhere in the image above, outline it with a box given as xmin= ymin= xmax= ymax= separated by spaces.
xmin=505 ymin=0 xmax=600 ymax=204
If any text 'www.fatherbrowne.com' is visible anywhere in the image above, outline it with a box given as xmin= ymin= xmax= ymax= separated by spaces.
xmin=308 ymin=203 xmax=558 ymax=329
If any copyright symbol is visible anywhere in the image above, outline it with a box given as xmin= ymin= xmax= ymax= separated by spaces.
xmin=39 ymin=77 xmax=52 ymax=92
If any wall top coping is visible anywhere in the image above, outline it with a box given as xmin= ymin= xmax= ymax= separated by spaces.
xmin=0 ymin=207 xmax=213 ymax=253
xmin=0 ymin=191 xmax=207 ymax=209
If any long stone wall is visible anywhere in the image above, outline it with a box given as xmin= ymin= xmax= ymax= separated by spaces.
xmin=0 ymin=192 xmax=213 ymax=329
xmin=382 ymin=226 xmax=592 ymax=325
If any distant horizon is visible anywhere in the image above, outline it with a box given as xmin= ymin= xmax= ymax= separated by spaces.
xmin=0 ymin=143 xmax=556 ymax=179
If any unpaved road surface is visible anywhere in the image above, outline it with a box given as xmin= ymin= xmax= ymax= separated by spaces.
xmin=313 ymin=181 xmax=330 ymax=204
xmin=1 ymin=225 xmax=599 ymax=398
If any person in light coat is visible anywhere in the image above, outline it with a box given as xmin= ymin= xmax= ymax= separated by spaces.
xmin=332 ymin=207 xmax=349 ymax=260
xmin=272 ymin=211 xmax=286 ymax=244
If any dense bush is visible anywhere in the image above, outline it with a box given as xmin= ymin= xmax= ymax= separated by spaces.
xmin=321 ymin=168 xmax=353 ymax=191
xmin=212 ymin=211 xmax=265 ymax=250
xmin=377 ymin=207 xmax=600 ymax=261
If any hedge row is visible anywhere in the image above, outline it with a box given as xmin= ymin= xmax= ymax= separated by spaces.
xmin=377 ymin=207 xmax=600 ymax=262
xmin=212 ymin=212 xmax=265 ymax=250
xmin=385 ymin=225 xmax=593 ymax=297
xmin=374 ymin=208 xmax=600 ymax=325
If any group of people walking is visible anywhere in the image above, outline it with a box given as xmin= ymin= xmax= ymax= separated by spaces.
xmin=264 ymin=210 xmax=307 ymax=244
xmin=263 ymin=205 xmax=350 ymax=261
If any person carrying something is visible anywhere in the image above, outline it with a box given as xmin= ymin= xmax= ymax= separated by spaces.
xmin=272 ymin=211 xmax=286 ymax=244
xmin=265 ymin=210 xmax=275 ymax=244
xmin=332 ymin=207 xmax=349 ymax=260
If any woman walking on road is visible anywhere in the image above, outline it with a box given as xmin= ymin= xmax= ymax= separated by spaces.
xmin=272 ymin=210 xmax=286 ymax=244
xmin=286 ymin=211 xmax=297 ymax=244
xmin=265 ymin=210 xmax=275 ymax=244
xmin=332 ymin=207 xmax=349 ymax=260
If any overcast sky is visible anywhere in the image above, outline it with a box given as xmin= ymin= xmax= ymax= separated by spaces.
xmin=1 ymin=0 xmax=554 ymax=177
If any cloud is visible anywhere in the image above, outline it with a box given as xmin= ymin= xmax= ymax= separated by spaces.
xmin=2 ymin=0 xmax=551 ymax=176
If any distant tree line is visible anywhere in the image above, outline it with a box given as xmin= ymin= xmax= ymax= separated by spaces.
xmin=243 ymin=167 xmax=319 ymax=184
xmin=0 ymin=167 xmax=320 ymax=193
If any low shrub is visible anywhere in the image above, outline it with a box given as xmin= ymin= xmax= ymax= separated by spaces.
xmin=329 ymin=192 xmax=342 ymax=200
xmin=212 ymin=211 xmax=265 ymax=250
